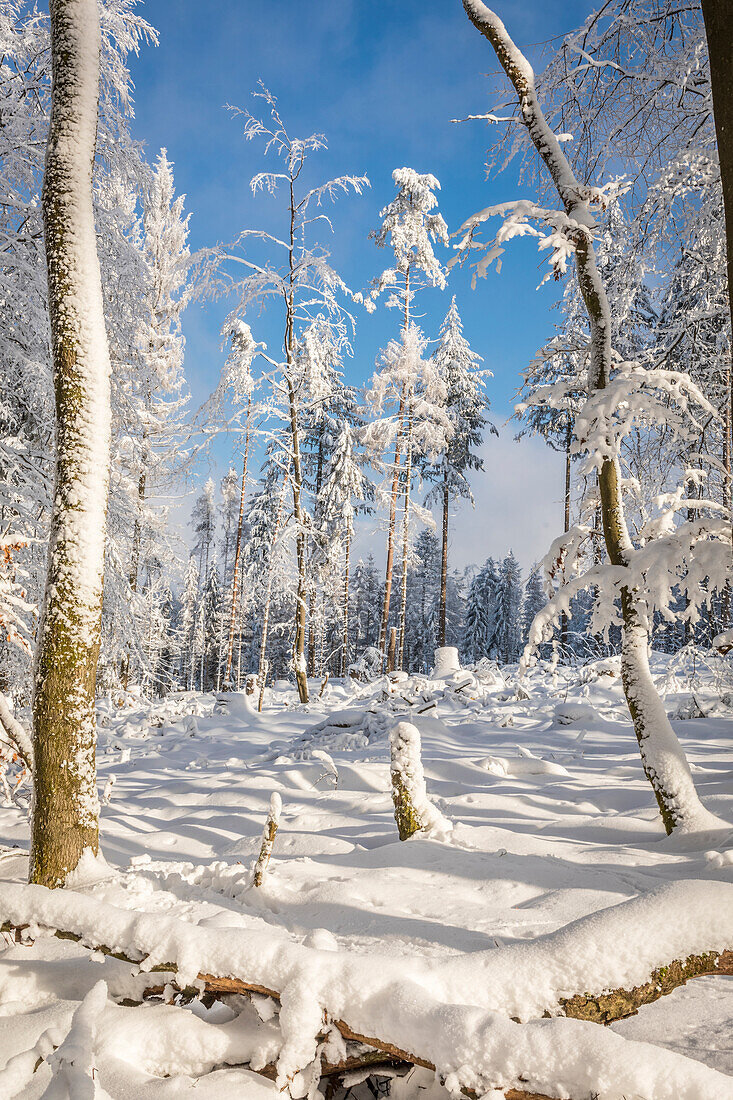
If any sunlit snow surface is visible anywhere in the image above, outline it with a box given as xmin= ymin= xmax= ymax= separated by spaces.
xmin=0 ymin=653 xmax=731 ymax=1095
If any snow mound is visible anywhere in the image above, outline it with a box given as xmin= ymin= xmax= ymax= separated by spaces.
xmin=478 ymin=749 xmax=569 ymax=779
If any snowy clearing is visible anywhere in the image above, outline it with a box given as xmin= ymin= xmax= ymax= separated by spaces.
xmin=0 ymin=656 xmax=731 ymax=1098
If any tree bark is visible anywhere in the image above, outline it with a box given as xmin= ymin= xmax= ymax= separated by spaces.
xmin=378 ymin=395 xmax=405 ymax=663
xmin=2 ymin=906 xmax=730 ymax=1100
xmin=702 ymin=0 xmax=733 ymax=626
xmin=378 ymin=267 xmax=412 ymax=667
xmin=463 ymin=0 xmax=716 ymax=834
xmin=397 ymin=400 xmax=414 ymax=669
xmin=386 ymin=625 xmax=397 ymax=673
xmin=340 ymin=522 xmax=351 ymax=677
xmin=257 ymin=467 xmax=290 ymax=712
xmin=438 ymin=477 xmax=449 ymax=647
xmin=223 ymin=396 xmax=252 ymax=689
xmin=560 ymin=423 xmax=571 ymax=652
xmin=31 ymin=0 xmax=111 ymax=887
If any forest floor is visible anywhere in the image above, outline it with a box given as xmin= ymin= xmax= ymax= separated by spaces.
xmin=0 ymin=652 xmax=731 ymax=1098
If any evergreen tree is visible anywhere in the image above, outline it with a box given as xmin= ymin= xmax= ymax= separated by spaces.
xmin=521 ymin=566 xmax=546 ymax=648
xmin=425 ymin=297 xmax=492 ymax=645
xmin=404 ymin=529 xmax=440 ymax=672
xmin=351 ymin=555 xmax=381 ymax=657
xmin=462 ymin=558 xmax=498 ymax=664
xmin=494 ymin=552 xmax=523 ymax=665
xmin=368 ymin=167 xmax=449 ymax=666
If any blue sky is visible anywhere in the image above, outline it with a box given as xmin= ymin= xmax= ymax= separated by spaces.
xmin=126 ymin=0 xmax=590 ymax=569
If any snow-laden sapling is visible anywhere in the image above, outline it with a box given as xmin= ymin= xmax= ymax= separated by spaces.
xmin=389 ymin=721 xmax=449 ymax=840
xmin=457 ymin=0 xmax=729 ymax=836
xmin=252 ymin=792 xmax=281 ymax=887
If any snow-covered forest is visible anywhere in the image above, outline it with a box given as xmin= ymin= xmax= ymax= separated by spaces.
xmin=0 ymin=0 xmax=731 ymax=1097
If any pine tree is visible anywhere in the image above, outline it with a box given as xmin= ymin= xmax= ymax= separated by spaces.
xmin=320 ymin=421 xmax=371 ymax=676
xmin=522 ymin=566 xmax=546 ymax=648
xmin=403 ymin=529 xmax=440 ymax=672
xmin=351 ymin=555 xmax=381 ymax=658
xmin=462 ymin=558 xmax=498 ymax=664
xmin=179 ymin=554 xmax=199 ymax=691
xmin=425 ymin=297 xmax=492 ymax=646
xmin=368 ymin=168 xmax=449 ymax=666
xmin=494 ymin=552 xmax=523 ymax=665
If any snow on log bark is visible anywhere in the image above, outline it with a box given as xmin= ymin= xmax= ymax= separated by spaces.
xmin=31 ymin=0 xmax=111 ymax=887
xmin=460 ymin=0 xmax=721 ymax=836
xmin=0 ymin=880 xmax=732 ymax=1100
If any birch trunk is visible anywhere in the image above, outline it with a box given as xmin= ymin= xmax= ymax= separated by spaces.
xmin=378 ymin=396 xmax=404 ymax=662
xmin=223 ymin=396 xmax=252 ymax=688
xmin=560 ymin=423 xmax=571 ymax=652
xmin=257 ymin=467 xmax=290 ymax=712
xmin=31 ymin=0 xmax=111 ymax=887
xmin=378 ymin=269 xmax=411 ymax=666
xmin=701 ymin=0 xmax=733 ymax=623
xmin=438 ymin=476 xmax=449 ymax=647
xmin=397 ymin=400 xmax=414 ymax=669
xmin=340 ymin=522 xmax=351 ymax=677
xmin=463 ymin=0 xmax=720 ymax=834
xmin=284 ymin=174 xmax=309 ymax=704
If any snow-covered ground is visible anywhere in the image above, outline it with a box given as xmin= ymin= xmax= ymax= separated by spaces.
xmin=0 ymin=653 xmax=731 ymax=1098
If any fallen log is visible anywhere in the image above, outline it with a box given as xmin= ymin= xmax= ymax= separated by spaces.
xmin=3 ymin=921 xmax=731 ymax=1100
xmin=2 ymin=878 xmax=732 ymax=1100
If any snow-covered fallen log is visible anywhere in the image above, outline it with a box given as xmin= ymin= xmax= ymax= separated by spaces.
xmin=1 ymin=878 xmax=732 ymax=1098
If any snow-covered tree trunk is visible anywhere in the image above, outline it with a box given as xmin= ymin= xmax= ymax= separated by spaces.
xmin=701 ymin=0 xmax=733 ymax=621
xmin=438 ymin=478 xmax=449 ymax=647
xmin=340 ymin=522 xmax=351 ymax=678
xmin=257 ymin=467 xmax=289 ymax=712
xmin=377 ymin=394 xmax=405 ymax=663
xmin=387 ymin=625 xmax=397 ymax=673
xmin=397 ymin=401 xmax=414 ymax=669
xmin=463 ymin=0 xmax=718 ymax=834
xmin=560 ymin=423 xmax=571 ymax=652
xmin=30 ymin=0 xmax=111 ymax=887
xmin=223 ymin=398 xmax=252 ymax=689
xmin=288 ymin=378 xmax=309 ymax=704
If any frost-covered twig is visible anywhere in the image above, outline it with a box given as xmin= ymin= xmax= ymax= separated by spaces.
xmin=0 ymin=693 xmax=33 ymax=771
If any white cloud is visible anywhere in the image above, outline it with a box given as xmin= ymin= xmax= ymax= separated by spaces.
xmin=448 ymin=432 xmax=566 ymax=573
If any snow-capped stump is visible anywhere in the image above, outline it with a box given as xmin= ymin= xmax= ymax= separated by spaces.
xmin=389 ymin=721 xmax=451 ymax=841
xmin=431 ymin=646 xmax=461 ymax=679
xmin=713 ymin=629 xmax=733 ymax=655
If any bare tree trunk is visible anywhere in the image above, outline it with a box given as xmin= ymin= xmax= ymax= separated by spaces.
xmin=378 ymin=394 xmax=405 ymax=663
xmin=386 ymin=626 xmax=397 ymax=673
xmin=31 ymin=0 xmax=111 ymax=887
xmin=340 ymin=522 xmax=351 ymax=677
xmin=397 ymin=401 xmax=414 ymax=669
xmin=257 ymin=467 xmax=290 ymax=712
xmin=438 ymin=476 xmax=449 ymax=647
xmin=701 ymin=0 xmax=733 ymax=624
xmin=223 ymin=396 xmax=252 ymax=688
xmin=289 ymin=412 xmax=309 ymax=703
xmin=560 ymin=423 xmax=571 ymax=653
xmin=378 ymin=268 xmax=412 ymax=667
xmin=464 ymin=0 xmax=717 ymax=834
xmin=283 ymin=172 xmax=309 ymax=704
